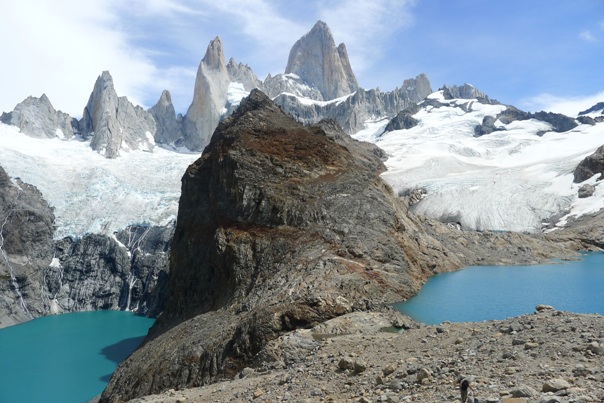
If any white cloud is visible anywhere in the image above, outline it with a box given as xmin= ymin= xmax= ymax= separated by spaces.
xmin=317 ymin=0 xmax=417 ymax=74
xmin=580 ymin=30 xmax=597 ymax=42
xmin=520 ymin=91 xmax=604 ymax=116
xmin=0 ymin=1 xmax=167 ymax=117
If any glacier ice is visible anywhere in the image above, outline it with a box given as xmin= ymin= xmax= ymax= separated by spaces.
xmin=354 ymin=94 xmax=604 ymax=233
xmin=0 ymin=123 xmax=198 ymax=239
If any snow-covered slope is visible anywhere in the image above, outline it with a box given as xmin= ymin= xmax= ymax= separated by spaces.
xmin=353 ymin=91 xmax=604 ymax=233
xmin=0 ymin=123 xmax=198 ymax=239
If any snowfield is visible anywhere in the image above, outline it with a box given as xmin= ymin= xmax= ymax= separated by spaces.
xmin=353 ymin=92 xmax=604 ymax=233
xmin=0 ymin=123 xmax=199 ymax=239
xmin=1 ymin=90 xmax=603 ymax=239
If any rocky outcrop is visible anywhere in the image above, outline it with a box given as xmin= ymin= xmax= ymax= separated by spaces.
xmin=263 ymin=73 xmax=324 ymax=100
xmin=474 ymin=105 xmax=579 ymax=137
xmin=182 ymin=37 xmax=231 ymax=151
xmin=226 ymin=58 xmax=261 ymax=92
xmin=99 ymin=90 xmax=580 ymax=402
xmin=579 ymin=102 xmax=604 ymax=116
xmin=441 ymin=83 xmax=497 ymax=104
xmin=532 ymin=111 xmax=578 ymax=134
xmin=0 ymin=166 xmax=55 ymax=328
xmin=284 ymin=21 xmax=358 ymax=101
xmin=149 ymin=90 xmax=186 ymax=149
xmin=574 ymin=144 xmax=604 ymax=183
xmin=0 ymin=94 xmax=77 ymax=139
xmin=382 ymin=104 xmax=421 ymax=134
xmin=273 ymin=73 xmax=432 ymax=134
xmin=80 ymin=71 xmax=156 ymax=158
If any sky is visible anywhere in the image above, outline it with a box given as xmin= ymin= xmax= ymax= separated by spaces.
xmin=1 ymin=0 xmax=603 ymax=118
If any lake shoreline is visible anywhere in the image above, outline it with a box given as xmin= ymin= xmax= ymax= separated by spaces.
xmin=126 ymin=307 xmax=604 ymax=402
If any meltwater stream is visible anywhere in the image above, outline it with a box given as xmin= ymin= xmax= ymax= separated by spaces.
xmin=395 ymin=252 xmax=604 ymax=325
xmin=0 ymin=311 xmax=154 ymax=403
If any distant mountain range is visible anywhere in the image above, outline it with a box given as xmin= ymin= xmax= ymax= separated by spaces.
xmin=1 ymin=21 xmax=432 ymax=158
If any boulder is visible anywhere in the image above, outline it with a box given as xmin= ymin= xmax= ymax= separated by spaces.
xmin=574 ymin=145 xmax=604 ymax=183
xmin=542 ymin=378 xmax=571 ymax=393
xmin=578 ymin=184 xmax=596 ymax=198
xmin=510 ymin=385 xmax=539 ymax=398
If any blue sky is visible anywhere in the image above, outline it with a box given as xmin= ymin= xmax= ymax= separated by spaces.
xmin=1 ymin=0 xmax=603 ymax=118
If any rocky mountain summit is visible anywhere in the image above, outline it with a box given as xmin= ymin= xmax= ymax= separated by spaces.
xmin=99 ymin=91 xmax=585 ymax=402
xmin=1 ymin=20 xmax=434 ymax=156
xmin=0 ymin=94 xmax=77 ymax=139
xmin=283 ymin=20 xmax=358 ymax=100
xmin=80 ymin=71 xmax=157 ymax=158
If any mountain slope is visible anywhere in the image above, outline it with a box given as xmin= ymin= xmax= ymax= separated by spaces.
xmin=99 ymin=91 xmax=580 ymax=402
xmin=354 ymin=90 xmax=604 ymax=232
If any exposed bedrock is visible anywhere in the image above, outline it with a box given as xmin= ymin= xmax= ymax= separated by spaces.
xmin=100 ymin=90 xmax=580 ymax=402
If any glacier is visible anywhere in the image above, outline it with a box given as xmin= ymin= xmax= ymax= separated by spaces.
xmin=353 ymin=91 xmax=604 ymax=233
xmin=0 ymin=122 xmax=198 ymax=239
xmin=2 ymin=88 xmax=603 ymax=239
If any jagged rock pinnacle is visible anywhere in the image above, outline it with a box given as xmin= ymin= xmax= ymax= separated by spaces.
xmin=285 ymin=20 xmax=358 ymax=100
xmin=202 ymin=36 xmax=225 ymax=69
xmin=182 ymin=37 xmax=230 ymax=151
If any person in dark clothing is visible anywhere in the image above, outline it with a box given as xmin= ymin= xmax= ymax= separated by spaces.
xmin=459 ymin=378 xmax=473 ymax=403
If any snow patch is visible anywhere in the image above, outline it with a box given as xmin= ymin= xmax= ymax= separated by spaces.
xmin=352 ymin=97 xmax=604 ymax=232
xmin=0 ymin=122 xmax=198 ymax=239
xmin=227 ymin=82 xmax=248 ymax=107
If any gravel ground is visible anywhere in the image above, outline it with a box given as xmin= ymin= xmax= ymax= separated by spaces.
xmin=126 ymin=306 xmax=604 ymax=403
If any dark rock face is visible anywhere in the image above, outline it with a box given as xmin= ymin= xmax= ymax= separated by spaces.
xmin=474 ymin=115 xmax=505 ymax=136
xmin=273 ymin=74 xmax=432 ymax=134
xmin=284 ymin=21 xmax=358 ymax=100
xmin=577 ymin=115 xmax=596 ymax=126
xmin=579 ymin=102 xmax=604 ymax=116
xmin=100 ymin=89 xmax=465 ymax=402
xmin=48 ymin=225 xmax=172 ymax=316
xmin=0 ymin=166 xmax=55 ymax=327
xmin=474 ymin=106 xmax=578 ymax=137
xmin=532 ymin=111 xmax=578 ymax=134
xmin=382 ymin=104 xmax=421 ymax=134
xmin=574 ymin=144 xmax=604 ymax=183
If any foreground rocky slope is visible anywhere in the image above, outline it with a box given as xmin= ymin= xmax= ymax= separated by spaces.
xmin=100 ymin=91 xmax=583 ymax=402
xmin=127 ymin=308 xmax=604 ymax=403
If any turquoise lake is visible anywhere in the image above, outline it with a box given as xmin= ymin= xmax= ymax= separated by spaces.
xmin=0 ymin=310 xmax=154 ymax=403
xmin=0 ymin=253 xmax=602 ymax=402
xmin=395 ymin=252 xmax=604 ymax=325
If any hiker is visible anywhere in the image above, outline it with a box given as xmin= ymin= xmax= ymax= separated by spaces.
xmin=459 ymin=378 xmax=473 ymax=403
